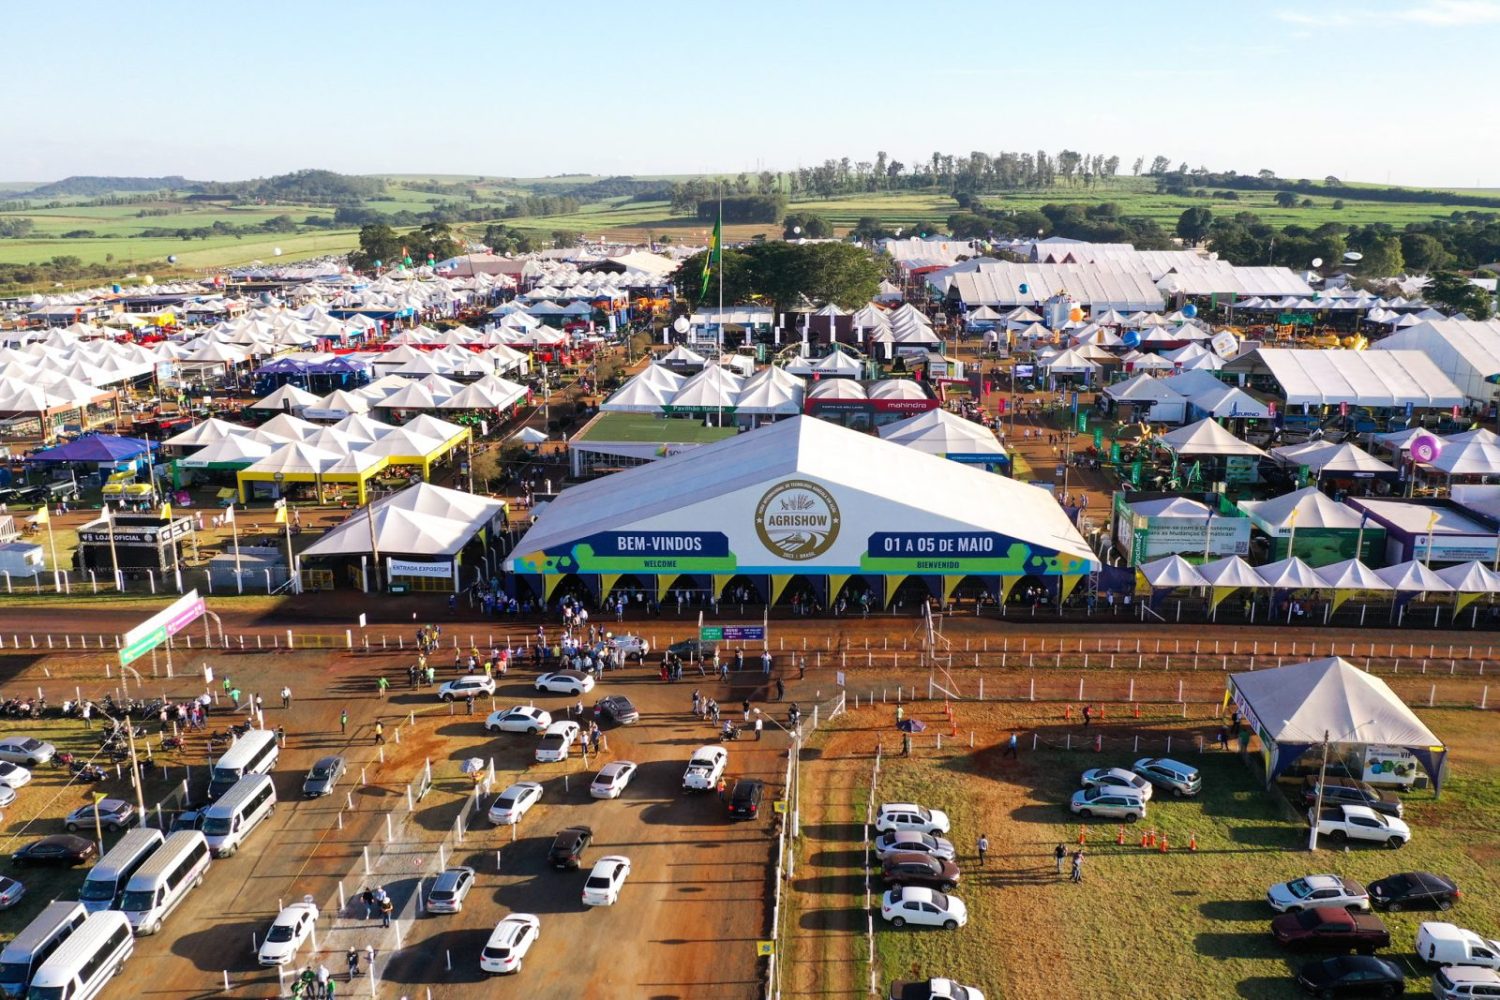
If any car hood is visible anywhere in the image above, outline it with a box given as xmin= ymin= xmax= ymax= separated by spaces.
xmin=259 ymin=943 xmax=294 ymax=961
xmin=1266 ymin=884 xmax=1300 ymax=907
xmin=1270 ymin=913 xmax=1305 ymax=937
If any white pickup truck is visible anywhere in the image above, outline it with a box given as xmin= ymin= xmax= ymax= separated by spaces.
xmin=888 ymin=978 xmax=986 ymax=1000
xmin=682 ymin=746 xmax=728 ymax=791
xmin=1310 ymin=803 xmax=1411 ymax=848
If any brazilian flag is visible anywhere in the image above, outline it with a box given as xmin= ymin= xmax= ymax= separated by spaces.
xmin=700 ymin=212 xmax=721 ymax=300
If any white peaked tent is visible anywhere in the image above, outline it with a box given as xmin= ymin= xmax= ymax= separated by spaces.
xmin=659 ymin=345 xmax=708 ymax=367
xmin=1188 ymin=384 xmax=1270 ymax=419
xmin=1256 ymin=556 xmax=1326 ymax=590
xmin=302 ymin=482 xmax=507 ymax=561
xmin=377 ymin=382 xmax=440 ymax=411
xmin=163 ymin=418 xmax=253 ymax=449
xmin=1426 ymin=439 xmax=1500 ymax=477
xmin=1227 ymin=657 xmax=1447 ymax=789
xmin=332 ymin=413 xmax=394 ymax=443
xmin=512 ymin=427 xmax=548 ymax=445
xmin=1270 ymin=441 xmax=1397 ymax=477
xmin=1198 ymin=555 xmax=1267 ymax=590
xmin=243 ymin=441 xmax=342 ymax=477
xmin=1239 ymin=486 xmax=1367 ymax=534
xmin=257 ymin=413 xmax=321 ymax=441
xmin=601 ymin=377 xmax=677 ymax=413
xmin=1435 ymin=560 xmax=1500 ymax=595
xmin=1375 ymin=560 xmax=1454 ymax=594
xmin=1315 ymin=558 xmax=1392 ymax=592
xmin=1038 ymin=348 xmax=1100 ymax=375
xmin=178 ymin=435 xmax=275 ymax=469
xmin=252 ymin=383 xmax=320 ymax=411
xmin=1158 ymin=418 xmax=1266 ymax=458
xmin=1445 ymin=428 xmax=1500 ymax=446
xmin=667 ymin=366 xmax=745 ymax=411
xmin=1138 ymin=554 xmax=1210 ymax=589
xmin=735 ymin=366 xmax=805 ymax=416
xmin=878 ymin=409 xmax=1008 ymax=465
xmin=812 ymin=351 xmax=864 ymax=377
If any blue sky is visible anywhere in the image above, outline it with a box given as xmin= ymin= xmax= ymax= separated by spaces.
xmin=7 ymin=0 xmax=1499 ymax=187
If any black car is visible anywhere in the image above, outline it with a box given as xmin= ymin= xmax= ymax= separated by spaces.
xmin=880 ymin=852 xmax=961 ymax=891
xmin=1302 ymin=778 xmax=1404 ymax=818
xmin=1295 ymin=955 xmax=1404 ymax=997
xmin=547 ymin=826 xmax=594 ymax=870
xmin=594 ymin=696 xmax=640 ymax=726
xmin=1367 ymin=871 xmax=1460 ymax=912
xmin=727 ymin=779 xmax=765 ymax=820
xmin=665 ymin=639 xmax=716 ymax=662
xmin=13 ymin=835 xmax=97 ymax=867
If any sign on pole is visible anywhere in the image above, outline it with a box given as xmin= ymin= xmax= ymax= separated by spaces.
xmin=119 ymin=589 xmax=205 ymax=666
xmin=701 ymin=625 xmax=766 ymax=642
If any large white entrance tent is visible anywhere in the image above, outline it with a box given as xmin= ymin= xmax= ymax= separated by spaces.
xmin=1372 ymin=319 xmax=1500 ymax=407
xmin=504 ymin=416 xmax=1095 ymax=607
xmin=1227 ymin=658 xmax=1447 ymax=790
xmin=1222 ymin=348 xmax=1464 ymax=408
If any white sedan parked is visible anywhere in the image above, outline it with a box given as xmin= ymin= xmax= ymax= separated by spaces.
xmin=488 ymin=782 xmax=544 ymax=825
xmin=589 ymin=761 xmax=639 ymax=799
xmin=438 ymin=676 xmax=496 ymax=701
xmin=534 ymin=671 xmax=595 ymax=696
xmin=0 ymin=762 xmax=32 ymax=790
xmin=582 ymin=855 xmax=632 ymax=906
xmin=485 ymin=706 xmax=552 ymax=735
xmin=880 ymin=886 xmax=968 ymax=930
xmin=257 ymin=900 xmax=320 ymax=966
xmin=1080 ymin=767 xmax=1154 ymax=801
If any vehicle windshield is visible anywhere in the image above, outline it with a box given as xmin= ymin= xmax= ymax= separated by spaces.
xmin=913 ymin=807 xmax=931 ymax=821
xmin=2 ymin=961 xmax=33 ymax=984
xmin=79 ymin=877 xmax=118 ymax=900
xmin=930 ymin=891 xmax=949 ymax=908
xmin=586 ymin=876 xmax=610 ymax=888
xmin=202 ymin=816 xmax=233 ymax=836
xmin=495 ymin=797 xmax=515 ymax=810
xmin=17 ymin=740 xmax=39 ymax=751
xmin=120 ymin=889 xmax=156 ymax=911
xmin=211 ymin=766 xmax=240 ymax=784
xmin=1083 ymin=787 xmax=1104 ymax=801
xmin=27 ymin=986 xmax=67 ymax=1000
xmin=1295 ymin=910 xmax=1323 ymax=928
xmin=267 ymin=924 xmax=295 ymax=943
xmin=484 ymin=946 xmax=510 ymax=959
xmin=1287 ymin=879 xmax=1312 ymax=898
xmin=430 ymin=889 xmax=453 ymax=900
xmin=310 ymin=766 xmax=330 ymax=779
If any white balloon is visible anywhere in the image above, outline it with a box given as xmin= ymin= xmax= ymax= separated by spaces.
xmin=273 ymin=247 xmax=283 ymax=256
xmin=672 ymin=316 xmax=690 ymax=334
xmin=1311 ymin=258 xmax=1324 ymax=268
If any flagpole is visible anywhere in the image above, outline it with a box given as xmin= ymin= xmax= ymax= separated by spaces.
xmin=106 ymin=504 xmax=120 ymax=591
xmin=44 ymin=513 xmax=59 ymax=593
xmin=717 ymin=191 xmax=724 ymax=427
xmin=231 ymin=510 xmax=242 ymax=595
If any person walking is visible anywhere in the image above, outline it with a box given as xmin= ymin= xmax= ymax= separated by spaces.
xmin=316 ymin=965 xmax=330 ymax=998
xmin=775 ymin=677 xmax=784 ymax=701
xmin=1054 ymin=843 xmax=1066 ymax=875
xmin=340 ymin=709 xmax=348 ymax=735
xmin=281 ymin=686 xmax=292 ymax=709
xmin=230 ymin=686 xmax=241 ymax=708
xmin=1003 ymin=730 xmax=1019 ymax=758
xmin=374 ymin=721 xmax=384 ymax=745
xmin=1070 ymin=848 xmax=1084 ymax=884
xmin=754 ymin=717 xmax=763 ymax=741
xmin=379 ymin=894 xmax=393 ymax=928
xmin=361 ymin=888 xmax=375 ymax=919
xmin=465 ymin=694 xmax=474 ymax=716
xmin=346 ymin=947 xmax=359 ymax=981
xmin=977 ymin=834 xmax=989 ymax=866
xmin=1082 ymin=704 xmax=1092 ymax=727
xmin=896 ymin=705 xmax=905 ymax=725
xmin=377 ymin=676 xmax=389 ymax=697
xmin=742 ymin=698 xmax=751 ymax=723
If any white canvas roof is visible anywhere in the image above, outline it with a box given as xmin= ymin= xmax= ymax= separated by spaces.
xmin=163 ymin=418 xmax=253 ymax=448
xmin=1129 ymin=496 xmax=1212 ymax=518
xmin=1371 ymin=319 xmax=1500 ymax=404
xmin=303 ymin=482 xmax=506 ymax=559
xmin=1230 ymin=657 xmax=1443 ymax=750
xmin=1239 ymin=487 xmax=1367 ymax=532
xmin=1256 ymin=556 xmax=1326 ymax=590
xmin=878 ymin=409 xmax=1006 ymax=459
xmin=1106 ymin=373 xmax=1188 ymax=405
xmin=253 ymin=384 xmax=319 ymax=410
xmin=178 ymin=435 xmax=274 ymax=468
xmin=949 ymin=262 xmax=1164 ymax=311
xmin=1375 ymin=560 xmax=1454 ymax=593
xmin=1315 ymin=559 xmax=1392 ymax=591
xmin=1138 ymin=554 xmax=1209 ymax=588
xmin=1269 ymin=441 xmax=1396 ymax=477
xmin=1158 ymin=418 xmax=1266 ymax=457
xmin=1223 ymin=349 xmax=1464 ymax=407
xmin=1434 ymin=560 xmax=1500 ymax=593
xmin=506 ymin=416 xmax=1095 ymax=574
xmin=1187 ymin=384 xmax=1271 ymax=419
xmin=1427 ymin=438 xmax=1500 ymax=476
xmin=243 ymin=441 xmax=342 ymax=476
xmin=1197 ymin=555 xmax=1268 ymax=589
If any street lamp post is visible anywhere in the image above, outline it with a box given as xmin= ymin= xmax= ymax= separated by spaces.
xmin=1283 ymin=718 xmax=1372 ymax=851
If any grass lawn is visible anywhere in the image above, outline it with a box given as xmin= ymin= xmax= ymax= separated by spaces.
xmin=574 ymin=411 xmax=740 ymax=444
xmin=799 ymin=704 xmax=1500 ymax=1000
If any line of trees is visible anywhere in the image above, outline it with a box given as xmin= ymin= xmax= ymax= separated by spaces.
xmin=675 ymin=241 xmax=885 ymax=311
xmin=1156 ymin=168 xmax=1500 ymax=211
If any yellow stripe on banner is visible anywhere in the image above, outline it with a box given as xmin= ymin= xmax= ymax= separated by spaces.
xmin=1058 ymin=574 xmax=1084 ymax=604
xmin=598 ymin=573 xmax=621 ymax=601
xmin=997 ymin=576 xmax=1021 ymax=604
xmin=944 ymin=575 xmax=966 ymax=600
xmin=827 ymin=573 xmax=850 ymax=605
xmin=1210 ymin=585 xmax=1237 ymax=611
xmin=885 ymin=575 xmax=907 ymax=607
xmin=713 ymin=574 xmax=735 ymax=601
xmin=769 ymin=574 xmax=795 ymax=607
xmin=1454 ymin=591 xmax=1482 ymax=615
xmin=1330 ymin=589 xmax=1354 ymax=614
xmin=543 ymin=573 xmax=566 ymax=601
xmin=657 ymin=573 xmax=679 ymax=603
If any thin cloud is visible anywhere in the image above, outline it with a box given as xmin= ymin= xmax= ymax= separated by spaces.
xmin=1276 ymin=0 xmax=1500 ymax=26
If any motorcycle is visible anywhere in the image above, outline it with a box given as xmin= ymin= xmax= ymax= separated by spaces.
xmin=71 ymin=762 xmax=107 ymax=782
xmin=718 ymin=723 xmax=741 ymax=742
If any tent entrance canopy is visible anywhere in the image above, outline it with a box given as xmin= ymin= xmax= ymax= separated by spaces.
xmin=1227 ymin=657 xmax=1447 ymax=792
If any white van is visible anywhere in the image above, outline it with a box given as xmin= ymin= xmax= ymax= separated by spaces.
xmin=201 ymin=774 xmax=276 ymax=857
xmin=1420 ymin=923 xmax=1500 ymax=970
xmin=119 ymin=831 xmax=211 ymax=935
xmin=1434 ymin=966 xmax=1500 ymax=1000
xmin=79 ymin=829 xmax=165 ymax=914
xmin=1362 ymin=744 xmax=1420 ymax=790
xmin=0 ymin=902 xmax=87 ymax=999
xmin=23 ymin=911 xmax=133 ymax=1000
xmin=208 ymin=729 xmax=279 ymax=799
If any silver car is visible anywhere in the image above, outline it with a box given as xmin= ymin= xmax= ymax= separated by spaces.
xmin=426 ymin=866 xmax=476 ymax=914
xmin=874 ymin=831 xmax=957 ymax=862
xmin=1070 ymin=786 xmax=1147 ymax=821
xmin=0 ymin=737 xmax=55 ymax=767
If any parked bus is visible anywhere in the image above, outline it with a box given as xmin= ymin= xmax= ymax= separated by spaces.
xmin=118 ymin=831 xmax=211 ymax=936
xmin=79 ymin=829 xmax=164 ymax=914
xmin=23 ymin=912 xmax=133 ymax=1000
xmin=201 ymin=774 xmax=276 ymax=857
xmin=0 ymin=902 xmax=87 ymax=999
xmin=208 ymin=729 xmax=279 ymax=800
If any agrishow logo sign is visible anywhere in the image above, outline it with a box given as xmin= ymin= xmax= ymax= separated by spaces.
xmin=755 ymin=479 xmax=841 ymax=561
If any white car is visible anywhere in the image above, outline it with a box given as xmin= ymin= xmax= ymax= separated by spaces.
xmin=1267 ymin=874 xmax=1372 ymax=913
xmin=534 ymin=671 xmax=595 ymax=696
xmin=1310 ymin=803 xmax=1411 ymax=847
xmin=257 ymin=901 xmax=319 ymax=966
xmin=0 ymin=737 xmax=54 ymax=767
xmin=0 ymin=874 xmax=23 ymax=909
xmin=0 ymin=762 xmax=32 ymax=790
xmin=874 ymin=831 xmax=957 ymax=862
xmin=535 ymin=722 xmax=581 ymax=763
xmin=682 ymin=746 xmax=729 ymax=791
xmin=590 ymin=761 xmax=639 ymax=799
xmin=0 ymin=786 xmax=14 ymax=809
xmin=880 ymin=886 xmax=968 ymax=930
xmin=485 ymin=706 xmax=552 ymax=735
xmin=480 ymin=913 xmax=540 ymax=974
xmin=1070 ymin=787 xmax=1147 ymax=821
xmin=875 ymin=802 xmax=951 ymax=836
xmin=1080 ymin=767 xmax=1154 ymax=801
xmin=607 ymin=634 xmax=650 ymax=660
xmin=582 ymin=855 xmax=631 ymax=906
xmin=438 ymin=676 xmax=496 ymax=701
xmin=488 ymin=782 xmax=544 ymax=825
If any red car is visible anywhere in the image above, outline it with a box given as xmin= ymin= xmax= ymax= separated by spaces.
xmin=1271 ymin=906 xmax=1390 ymax=954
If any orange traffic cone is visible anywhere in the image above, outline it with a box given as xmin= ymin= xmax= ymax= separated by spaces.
xmin=1116 ymin=825 xmax=1126 ymax=845
xmin=1145 ymin=829 xmax=1156 ymax=848
xmin=1133 ymin=702 xmax=1141 ymax=719
xmin=1078 ymin=824 xmax=1087 ymax=845
xmin=1159 ymin=833 xmax=1170 ymax=854
xmin=1064 ymin=704 xmax=1073 ymax=722
xmin=1189 ymin=833 xmax=1198 ymax=852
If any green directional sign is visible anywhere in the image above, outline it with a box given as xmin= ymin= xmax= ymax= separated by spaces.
xmin=119 ymin=628 xmax=166 ymax=667
xmin=699 ymin=627 xmax=724 ymax=641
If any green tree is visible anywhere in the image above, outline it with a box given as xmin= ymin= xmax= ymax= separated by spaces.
xmin=1273 ymin=191 xmax=1299 ymax=209
xmin=1354 ymin=234 xmax=1404 ymax=277
xmin=782 ymin=213 xmax=834 ymax=239
xmin=348 ymin=223 xmax=402 ymax=270
xmin=673 ymin=242 xmax=883 ymax=311
xmin=850 ymin=216 xmax=895 ymax=241
xmin=1425 ymin=271 xmax=1494 ymax=318
xmin=1400 ymin=232 xmax=1452 ymax=273
xmin=1175 ymin=207 xmax=1214 ymax=245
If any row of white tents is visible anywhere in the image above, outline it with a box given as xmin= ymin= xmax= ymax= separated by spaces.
xmin=253 ymin=369 xmax=529 ymax=419
xmin=1139 ymin=551 xmax=1500 ymax=599
xmin=602 ymin=363 xmax=805 ymax=415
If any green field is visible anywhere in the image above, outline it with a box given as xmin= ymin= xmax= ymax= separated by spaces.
xmin=575 ymin=411 xmax=740 ymax=444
